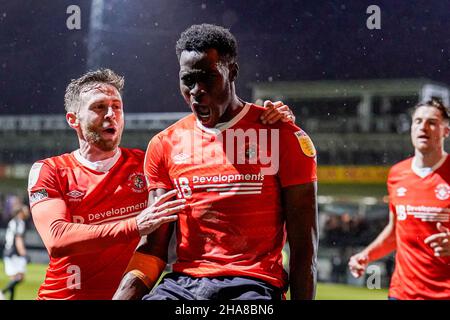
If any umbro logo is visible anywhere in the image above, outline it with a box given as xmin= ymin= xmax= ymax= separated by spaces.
xmin=66 ymin=190 xmax=85 ymax=201
xmin=396 ymin=187 xmax=407 ymax=197
xmin=173 ymin=152 xmax=190 ymax=164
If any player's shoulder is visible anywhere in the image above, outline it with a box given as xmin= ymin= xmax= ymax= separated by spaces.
xmin=246 ymin=103 xmax=315 ymax=157
xmin=165 ymin=113 xmax=196 ymax=133
xmin=247 ymin=103 xmax=265 ymax=114
xmin=244 ymin=103 xmax=267 ymax=124
xmin=6 ymin=218 xmax=15 ymax=228
xmin=390 ymin=157 xmax=412 ymax=173
xmin=153 ymin=113 xmax=196 ymax=141
xmin=442 ymin=154 xmax=450 ymax=168
xmin=28 ymin=153 xmax=74 ymax=191
xmin=32 ymin=153 xmax=74 ymax=171
xmin=246 ymin=103 xmax=302 ymax=132
xmin=120 ymin=147 xmax=145 ymax=161
xmin=388 ymin=157 xmax=413 ymax=179
xmin=15 ymin=218 xmax=25 ymax=230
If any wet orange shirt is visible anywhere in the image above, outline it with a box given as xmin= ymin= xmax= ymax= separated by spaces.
xmin=388 ymin=156 xmax=450 ymax=299
xmin=144 ymin=103 xmax=317 ymax=289
xmin=28 ymin=148 xmax=146 ymax=299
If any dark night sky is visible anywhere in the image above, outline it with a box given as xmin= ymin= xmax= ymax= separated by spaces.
xmin=1 ymin=0 xmax=449 ymax=114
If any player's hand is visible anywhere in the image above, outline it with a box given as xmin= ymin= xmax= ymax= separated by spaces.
xmin=260 ymin=100 xmax=295 ymax=124
xmin=23 ymin=255 xmax=31 ymax=263
xmin=135 ymin=189 xmax=186 ymax=236
xmin=424 ymin=222 xmax=450 ymax=257
xmin=348 ymin=252 xmax=369 ymax=278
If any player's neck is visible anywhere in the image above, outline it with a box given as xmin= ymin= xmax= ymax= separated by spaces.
xmin=414 ymin=149 xmax=447 ymax=168
xmin=78 ymin=142 xmax=119 ymax=162
xmin=221 ymin=95 xmax=245 ymax=123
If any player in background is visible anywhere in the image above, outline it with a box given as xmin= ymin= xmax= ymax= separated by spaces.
xmin=28 ymin=68 xmax=295 ymax=300
xmin=348 ymin=99 xmax=450 ymax=300
xmin=1 ymin=205 xmax=30 ymax=300
xmin=113 ymin=24 xmax=318 ymax=300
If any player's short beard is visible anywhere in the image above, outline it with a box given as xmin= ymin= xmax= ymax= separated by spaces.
xmin=82 ymin=122 xmax=121 ymax=152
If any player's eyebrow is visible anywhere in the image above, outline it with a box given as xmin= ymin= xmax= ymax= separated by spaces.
xmin=414 ymin=116 xmax=441 ymax=124
xmin=92 ymin=98 xmax=121 ymax=103
xmin=89 ymin=99 xmax=122 ymax=108
xmin=180 ymin=69 xmax=204 ymax=78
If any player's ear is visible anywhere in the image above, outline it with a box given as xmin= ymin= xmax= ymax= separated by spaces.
xmin=229 ymin=62 xmax=238 ymax=82
xmin=444 ymin=123 xmax=450 ymax=138
xmin=66 ymin=112 xmax=80 ymax=129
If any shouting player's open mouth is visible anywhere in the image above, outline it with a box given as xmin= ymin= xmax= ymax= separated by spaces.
xmin=101 ymin=126 xmax=117 ymax=137
xmin=193 ymin=103 xmax=211 ymax=123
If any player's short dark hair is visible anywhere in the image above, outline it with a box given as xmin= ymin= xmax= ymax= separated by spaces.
xmin=175 ymin=24 xmax=238 ymax=63
xmin=413 ymin=98 xmax=450 ymax=122
xmin=13 ymin=205 xmax=29 ymax=217
xmin=64 ymin=68 xmax=124 ymax=113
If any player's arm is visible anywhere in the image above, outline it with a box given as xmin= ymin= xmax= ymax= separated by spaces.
xmin=15 ymin=235 xmax=27 ymax=257
xmin=14 ymin=221 xmax=27 ymax=257
xmin=348 ymin=210 xmax=397 ymax=278
xmin=282 ymin=182 xmax=318 ymax=300
xmin=260 ymin=100 xmax=295 ymax=124
xmin=113 ymin=188 xmax=174 ymax=300
xmin=112 ymin=134 xmax=177 ymax=299
xmin=31 ymin=189 xmax=184 ymax=258
xmin=277 ymin=125 xmax=317 ymax=299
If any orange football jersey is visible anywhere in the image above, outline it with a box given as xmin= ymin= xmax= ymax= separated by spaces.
xmin=28 ymin=148 xmax=146 ymax=299
xmin=388 ymin=156 xmax=450 ymax=299
xmin=144 ymin=103 xmax=317 ymax=289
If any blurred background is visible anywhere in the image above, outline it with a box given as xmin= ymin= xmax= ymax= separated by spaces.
xmin=1 ymin=0 xmax=450 ymax=299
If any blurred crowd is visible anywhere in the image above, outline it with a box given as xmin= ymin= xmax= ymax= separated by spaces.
xmin=318 ymin=211 xmax=392 ymax=285
xmin=320 ymin=212 xmax=386 ymax=247
xmin=0 ymin=192 xmax=29 ymax=228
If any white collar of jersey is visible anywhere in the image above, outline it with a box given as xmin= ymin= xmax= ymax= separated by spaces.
xmin=74 ymin=148 xmax=122 ymax=173
xmin=411 ymin=153 xmax=447 ymax=178
xmin=196 ymin=103 xmax=251 ymax=135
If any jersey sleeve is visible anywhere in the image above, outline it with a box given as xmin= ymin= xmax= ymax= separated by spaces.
xmin=27 ymin=161 xmax=63 ymax=209
xmin=31 ymin=199 xmax=139 ymax=258
xmin=144 ymin=134 xmax=173 ymax=191
xmin=278 ymin=127 xmax=317 ymax=187
xmin=28 ymin=160 xmax=140 ymax=258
